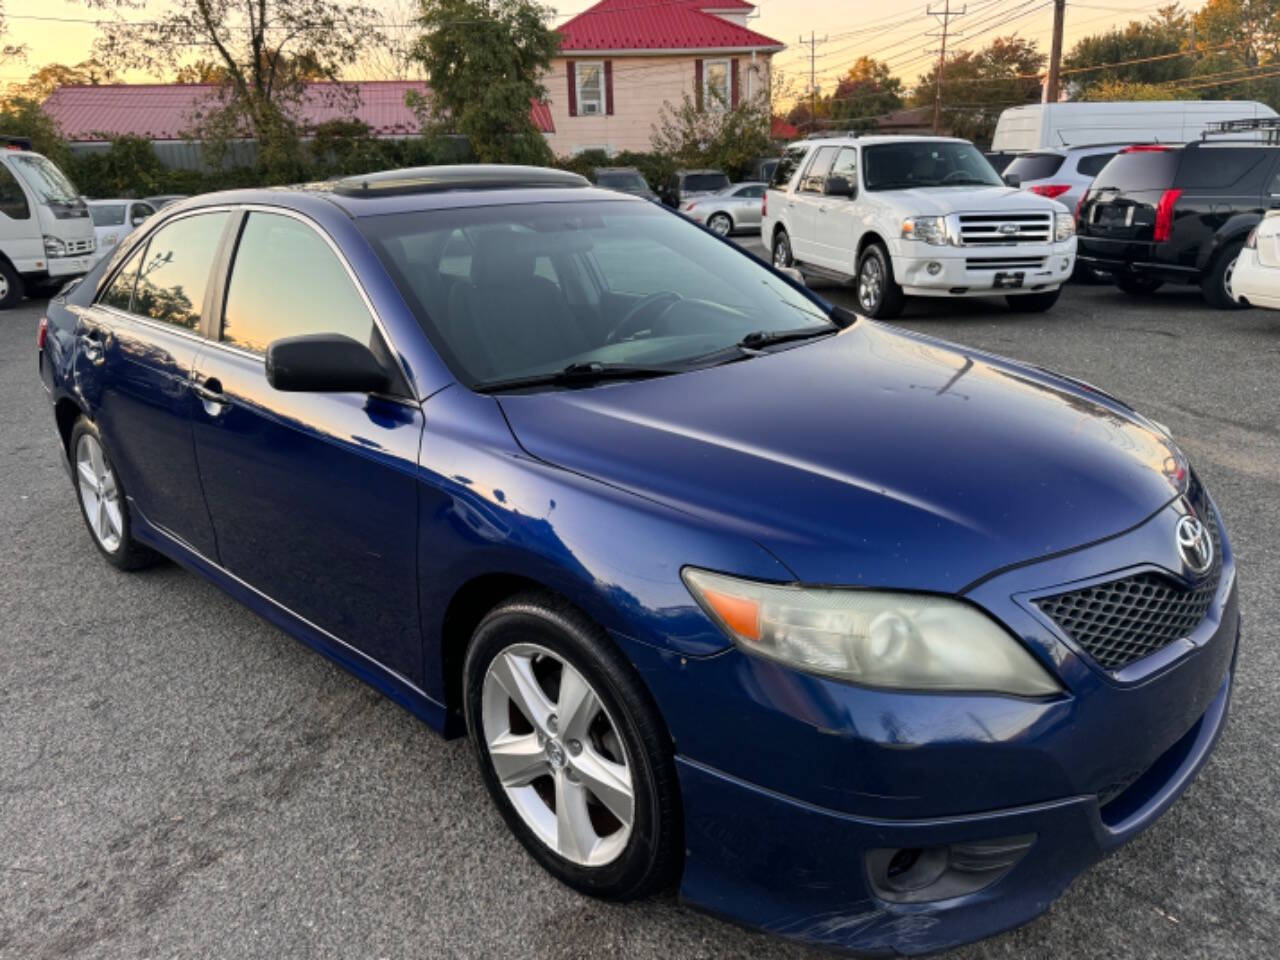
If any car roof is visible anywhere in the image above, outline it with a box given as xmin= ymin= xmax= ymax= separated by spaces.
xmin=678 ymin=169 xmax=728 ymax=175
xmin=87 ymin=198 xmax=132 ymax=205
xmin=799 ymin=134 xmax=970 ymax=147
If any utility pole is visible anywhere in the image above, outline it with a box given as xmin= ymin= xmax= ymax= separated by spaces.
xmin=797 ymin=32 xmax=828 ymax=132
xmin=1045 ymin=0 xmax=1067 ymax=103
xmin=926 ymin=1 xmax=965 ymax=135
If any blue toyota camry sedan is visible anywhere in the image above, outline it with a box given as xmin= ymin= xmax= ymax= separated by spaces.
xmin=37 ymin=166 xmax=1238 ymax=955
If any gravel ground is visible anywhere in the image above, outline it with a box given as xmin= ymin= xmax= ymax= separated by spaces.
xmin=1 ymin=269 xmax=1277 ymax=960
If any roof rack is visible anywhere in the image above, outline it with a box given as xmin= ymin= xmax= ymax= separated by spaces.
xmin=1202 ymin=117 xmax=1280 ymax=144
xmin=333 ymin=165 xmax=589 ymax=198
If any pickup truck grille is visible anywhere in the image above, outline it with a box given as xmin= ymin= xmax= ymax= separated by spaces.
xmin=958 ymin=213 xmax=1053 ymax=245
xmin=965 ymin=256 xmax=1045 ymax=270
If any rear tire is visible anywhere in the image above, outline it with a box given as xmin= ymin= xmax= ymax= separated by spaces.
xmin=464 ymin=592 xmax=681 ymax=902
xmin=68 ymin=418 xmax=159 ymax=571
xmin=1006 ymin=289 xmax=1062 ymax=313
xmin=0 ymin=259 xmax=24 ymax=309
xmin=855 ymin=243 xmax=905 ymax=318
xmin=707 ymin=213 xmax=733 ymax=237
xmin=1201 ymin=241 xmax=1246 ymax=310
xmin=772 ymin=229 xmax=794 ymax=268
xmin=1115 ymin=275 xmax=1163 ymax=296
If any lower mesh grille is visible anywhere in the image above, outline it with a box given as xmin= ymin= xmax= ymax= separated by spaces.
xmin=1035 ymin=507 xmax=1222 ymax=671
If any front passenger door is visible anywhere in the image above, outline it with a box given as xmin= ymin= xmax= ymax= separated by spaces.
xmin=190 ymin=211 xmax=426 ymax=680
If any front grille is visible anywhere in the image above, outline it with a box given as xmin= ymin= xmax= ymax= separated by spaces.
xmin=1035 ymin=507 xmax=1222 ymax=671
xmin=63 ymin=238 xmax=95 ymax=255
xmin=958 ymin=212 xmax=1053 ymax=245
xmin=965 ymin=256 xmax=1045 ymax=270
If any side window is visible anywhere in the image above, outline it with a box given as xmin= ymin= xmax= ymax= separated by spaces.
xmin=0 ymin=164 xmax=29 ymax=220
xmin=99 ymin=245 xmax=145 ymax=312
xmin=1076 ymin=153 xmax=1115 ymax=178
xmin=771 ymin=146 xmax=808 ymax=189
xmin=830 ymin=147 xmax=858 ymax=183
xmin=132 ymin=212 xmax=229 ymax=331
xmin=131 ymin=202 xmax=157 ymax=221
xmin=736 ymin=185 xmax=765 ymax=199
xmin=799 ymin=147 xmax=837 ymax=193
xmin=221 ymin=212 xmax=377 ymax=355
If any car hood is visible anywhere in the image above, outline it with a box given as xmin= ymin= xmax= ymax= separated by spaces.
xmin=497 ymin=323 xmax=1185 ymax=591
xmin=880 ymin=185 xmax=1062 ymax=216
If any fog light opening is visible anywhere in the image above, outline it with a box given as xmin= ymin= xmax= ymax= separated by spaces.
xmin=880 ymin=846 xmax=948 ymax=893
xmin=926 ymin=261 xmax=943 ymax=276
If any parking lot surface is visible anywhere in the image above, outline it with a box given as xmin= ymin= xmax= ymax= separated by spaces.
xmin=2 ymin=269 xmax=1278 ymax=959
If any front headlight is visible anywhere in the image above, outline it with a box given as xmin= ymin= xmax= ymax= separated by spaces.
xmin=43 ymin=235 xmax=67 ymax=257
xmin=1054 ymin=212 xmax=1075 ymax=243
xmin=682 ymin=568 xmax=1061 ymax=696
xmin=902 ymin=216 xmax=949 ymax=245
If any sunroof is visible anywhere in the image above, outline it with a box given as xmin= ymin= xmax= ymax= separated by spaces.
xmin=333 ymin=165 xmax=590 ymax=197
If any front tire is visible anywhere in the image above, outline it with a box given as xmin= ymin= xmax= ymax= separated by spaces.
xmin=69 ymin=418 xmax=158 ymax=571
xmin=1201 ymin=241 xmax=1247 ymax=310
xmin=464 ymin=593 xmax=681 ymax=901
xmin=1006 ymin=289 xmax=1062 ymax=313
xmin=856 ymin=243 xmax=905 ymax=318
xmin=707 ymin=212 xmax=733 ymax=237
xmin=0 ymin=259 xmax=24 ymax=309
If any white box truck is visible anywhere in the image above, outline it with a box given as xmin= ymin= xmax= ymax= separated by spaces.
xmin=991 ymin=101 xmax=1279 ymax=152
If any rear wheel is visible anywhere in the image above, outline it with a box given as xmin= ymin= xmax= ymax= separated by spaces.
xmin=1201 ymin=241 xmax=1246 ymax=310
xmin=707 ymin=212 xmax=733 ymax=237
xmin=1115 ymin=274 xmax=1163 ymax=296
xmin=772 ymin=229 xmax=793 ymax=268
xmin=855 ymin=243 xmax=905 ymax=318
xmin=464 ymin=593 xmax=680 ymax=901
xmin=1006 ymin=289 xmax=1062 ymax=313
xmin=69 ymin=418 xmax=158 ymax=571
xmin=0 ymin=259 xmax=23 ymax=309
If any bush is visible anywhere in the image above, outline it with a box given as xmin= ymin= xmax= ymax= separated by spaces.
xmin=552 ymin=149 xmax=677 ymax=191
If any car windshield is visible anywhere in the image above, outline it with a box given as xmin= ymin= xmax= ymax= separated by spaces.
xmin=863 ymin=142 xmax=1003 ymax=190
xmin=596 ymin=172 xmax=648 ymax=192
xmin=358 ymin=199 xmax=834 ymax=389
xmin=90 ymin=204 xmax=126 ymax=226
xmin=9 ymin=153 xmax=80 ymax=203
xmin=684 ymin=173 xmax=729 ymax=192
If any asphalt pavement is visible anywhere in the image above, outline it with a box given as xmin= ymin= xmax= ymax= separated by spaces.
xmin=2 ymin=268 xmax=1278 ymax=959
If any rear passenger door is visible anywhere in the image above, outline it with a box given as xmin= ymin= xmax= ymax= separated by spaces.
xmin=789 ymin=146 xmax=837 ymax=264
xmin=189 ymin=209 xmax=426 ymax=680
xmin=812 ymin=147 xmax=861 ymax=271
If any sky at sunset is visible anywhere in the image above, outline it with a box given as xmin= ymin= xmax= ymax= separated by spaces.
xmin=2 ymin=0 xmax=1206 ymax=93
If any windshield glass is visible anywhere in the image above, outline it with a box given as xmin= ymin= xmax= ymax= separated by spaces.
xmin=684 ymin=173 xmax=729 ymax=192
xmin=863 ymin=141 xmax=1003 ymax=190
xmin=596 ymin=172 xmax=648 ymax=191
xmin=358 ymin=199 xmax=833 ymax=389
xmin=10 ymin=153 xmax=81 ymax=203
xmin=90 ymin=204 xmax=126 ymax=226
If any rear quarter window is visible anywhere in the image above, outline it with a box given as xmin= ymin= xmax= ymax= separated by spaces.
xmin=1004 ymin=153 xmax=1065 ymax=181
xmin=1091 ymin=150 xmax=1180 ymax=191
xmin=1075 ymin=153 xmax=1116 ymax=178
xmin=1176 ymin=148 xmax=1268 ymax=189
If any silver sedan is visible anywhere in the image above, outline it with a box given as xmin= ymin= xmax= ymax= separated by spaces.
xmin=683 ymin=182 xmax=767 ymax=237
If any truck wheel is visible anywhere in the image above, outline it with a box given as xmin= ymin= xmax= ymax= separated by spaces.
xmin=1201 ymin=241 xmax=1246 ymax=310
xmin=1115 ymin=275 xmax=1163 ymax=296
xmin=0 ymin=260 xmax=24 ymax=309
xmin=772 ymin=229 xmax=794 ymax=268
xmin=855 ymin=244 xmax=904 ymax=319
xmin=1006 ymin=289 xmax=1062 ymax=313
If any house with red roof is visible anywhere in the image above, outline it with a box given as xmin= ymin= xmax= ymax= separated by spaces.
xmin=546 ymin=0 xmax=785 ymax=156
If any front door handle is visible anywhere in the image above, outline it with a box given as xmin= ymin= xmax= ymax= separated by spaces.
xmin=192 ymin=377 xmax=228 ymax=407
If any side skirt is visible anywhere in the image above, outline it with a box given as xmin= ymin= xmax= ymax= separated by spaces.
xmin=131 ymin=506 xmax=464 ymax=739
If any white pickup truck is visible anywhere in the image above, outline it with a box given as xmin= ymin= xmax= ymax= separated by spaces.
xmin=762 ymin=134 xmax=1077 ymax=317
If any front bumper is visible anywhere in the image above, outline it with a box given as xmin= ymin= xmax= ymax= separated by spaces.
xmin=891 ymin=239 xmax=1075 ymax=297
xmin=44 ymin=255 xmax=95 ymax=279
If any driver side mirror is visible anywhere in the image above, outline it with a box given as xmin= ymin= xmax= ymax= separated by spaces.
xmin=1003 ymin=172 xmax=1021 ymax=188
xmin=131 ymin=215 xmax=148 ymax=227
xmin=823 ymin=175 xmax=856 ymax=198
xmin=265 ymin=333 xmax=391 ymax=394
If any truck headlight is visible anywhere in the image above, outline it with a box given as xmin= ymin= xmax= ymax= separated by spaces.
xmin=902 ymin=216 xmax=949 ymax=246
xmin=683 ymin=568 xmax=1061 ymax=697
xmin=1054 ymin=212 xmax=1075 ymax=243
xmin=43 ymin=235 xmax=67 ymax=257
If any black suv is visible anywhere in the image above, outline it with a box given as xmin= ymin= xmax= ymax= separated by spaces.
xmin=1078 ymin=130 xmax=1280 ymax=308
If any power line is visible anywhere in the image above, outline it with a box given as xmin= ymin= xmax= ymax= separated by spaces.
xmin=796 ymin=31 xmax=829 ymax=127
xmin=927 ymin=0 xmax=967 ymax=131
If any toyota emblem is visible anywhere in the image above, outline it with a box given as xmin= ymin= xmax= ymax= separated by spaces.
xmin=1176 ymin=515 xmax=1213 ymax=575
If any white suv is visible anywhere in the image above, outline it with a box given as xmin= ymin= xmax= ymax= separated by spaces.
xmin=762 ymin=134 xmax=1077 ymax=317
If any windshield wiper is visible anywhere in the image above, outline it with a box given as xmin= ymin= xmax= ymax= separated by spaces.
xmin=738 ymin=327 xmax=836 ymax=350
xmin=474 ymin=361 xmax=682 ymax=393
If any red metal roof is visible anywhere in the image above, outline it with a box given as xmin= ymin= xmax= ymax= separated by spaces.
xmin=557 ymin=0 xmax=782 ymax=52
xmin=42 ymin=82 xmax=555 ymax=141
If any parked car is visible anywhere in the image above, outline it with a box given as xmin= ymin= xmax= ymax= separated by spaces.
xmin=992 ymin=100 xmax=1277 ymax=152
xmin=763 ymin=134 xmax=1077 ymax=317
xmin=747 ymin=156 xmax=780 ymax=183
xmin=590 ymin=167 xmax=658 ymax=201
xmin=1230 ymin=210 xmax=1280 ymax=308
xmin=1002 ymin=144 xmax=1122 ymax=215
xmin=87 ymin=199 xmax=157 ymax=263
xmin=984 ymin=150 xmax=1020 ymax=174
xmin=1076 ymin=132 xmax=1280 ymax=308
xmin=39 ymin=164 xmax=1239 ymax=958
xmin=143 ymin=194 xmax=189 ymax=210
xmin=0 ymin=135 xmax=96 ymax=307
xmin=681 ymin=182 xmax=766 ymax=236
xmin=659 ymin=169 xmax=730 ymax=208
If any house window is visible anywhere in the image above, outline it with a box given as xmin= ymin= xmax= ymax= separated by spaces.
xmin=576 ymin=61 xmax=605 ymax=116
xmin=704 ymin=59 xmax=731 ymax=111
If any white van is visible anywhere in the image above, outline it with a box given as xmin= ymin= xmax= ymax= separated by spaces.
xmin=991 ymin=101 xmax=1279 ymax=152
xmin=0 ymin=137 xmax=96 ymax=308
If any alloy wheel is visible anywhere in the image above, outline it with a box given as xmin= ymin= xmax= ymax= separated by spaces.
xmin=859 ymin=257 xmax=884 ymax=312
xmin=481 ymin=642 xmax=633 ymax=867
xmin=76 ymin=433 xmax=123 ymax=552
xmin=1223 ymin=254 xmax=1238 ymax=301
xmin=773 ymin=234 xmax=791 ymax=267
xmin=0 ymin=273 xmax=8 ymax=300
xmin=708 ymin=214 xmax=731 ymax=237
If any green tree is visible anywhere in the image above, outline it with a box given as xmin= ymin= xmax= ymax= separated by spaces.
xmin=14 ymin=60 xmax=110 ymax=100
xmin=649 ymin=93 xmax=773 ymax=181
xmin=79 ymin=0 xmax=384 ymax=181
xmin=408 ymin=0 xmax=559 ymax=165
xmin=1189 ymin=0 xmax=1280 ymax=103
xmin=1064 ymin=5 xmax=1193 ymax=97
xmin=827 ymin=57 xmax=904 ymax=130
xmin=1078 ymin=78 xmax=1181 ymax=100
xmin=911 ymin=37 xmax=1045 ymax=143
xmin=0 ymin=97 xmax=70 ymax=164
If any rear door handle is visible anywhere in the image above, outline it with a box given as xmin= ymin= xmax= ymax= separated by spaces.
xmin=78 ymin=326 xmax=107 ymax=364
xmin=192 ymin=377 xmax=228 ymax=407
